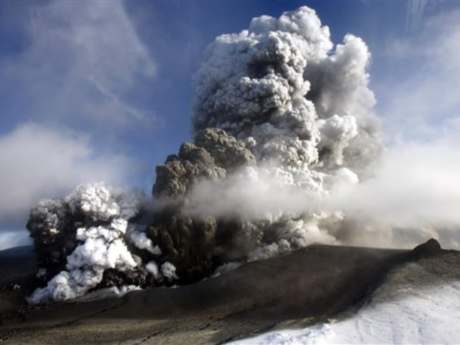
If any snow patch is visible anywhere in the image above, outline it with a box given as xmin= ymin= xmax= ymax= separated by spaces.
xmin=230 ymin=253 xmax=460 ymax=344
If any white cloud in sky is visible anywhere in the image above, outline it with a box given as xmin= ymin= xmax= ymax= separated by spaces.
xmin=0 ymin=0 xmax=155 ymax=240
xmin=0 ymin=122 xmax=133 ymax=222
xmin=0 ymin=231 xmax=31 ymax=251
xmin=406 ymin=0 xmax=429 ymax=31
xmin=2 ymin=0 xmax=155 ymax=127
xmin=380 ymin=7 xmax=460 ymax=141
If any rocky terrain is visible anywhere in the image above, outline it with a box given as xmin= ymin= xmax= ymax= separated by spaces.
xmin=0 ymin=239 xmax=447 ymax=344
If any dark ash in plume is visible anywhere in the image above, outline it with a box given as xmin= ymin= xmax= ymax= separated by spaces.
xmin=149 ymin=128 xmax=255 ymax=282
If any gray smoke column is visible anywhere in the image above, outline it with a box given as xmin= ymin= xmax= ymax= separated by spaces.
xmin=193 ymin=7 xmax=380 ymax=174
xmin=180 ymin=6 xmax=381 ymax=259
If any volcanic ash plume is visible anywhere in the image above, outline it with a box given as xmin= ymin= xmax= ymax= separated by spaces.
xmin=149 ymin=6 xmax=380 ymax=277
xmin=26 ymin=6 xmax=382 ymax=303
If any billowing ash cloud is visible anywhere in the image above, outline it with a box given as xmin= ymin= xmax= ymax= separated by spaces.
xmin=27 ymin=6 xmax=386 ymax=303
xmin=183 ymin=6 xmax=380 ymax=258
xmin=27 ymin=183 xmax=176 ymax=304
xmin=193 ymin=7 xmax=380 ymax=175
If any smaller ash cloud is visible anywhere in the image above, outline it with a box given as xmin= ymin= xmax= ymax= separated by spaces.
xmin=27 ymin=183 xmax=176 ymax=304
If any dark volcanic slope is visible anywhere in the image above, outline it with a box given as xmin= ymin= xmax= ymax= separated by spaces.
xmin=0 ymin=246 xmax=35 ymax=286
xmin=0 ymin=241 xmax=443 ymax=345
xmin=0 ymin=246 xmax=35 ymax=321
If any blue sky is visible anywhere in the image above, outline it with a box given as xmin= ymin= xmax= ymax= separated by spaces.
xmin=1 ymin=0 xmax=460 ymax=248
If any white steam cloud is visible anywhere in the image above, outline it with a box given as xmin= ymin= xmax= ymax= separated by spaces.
xmin=185 ymin=138 xmax=460 ymax=249
xmin=334 ymin=140 xmax=460 ymax=230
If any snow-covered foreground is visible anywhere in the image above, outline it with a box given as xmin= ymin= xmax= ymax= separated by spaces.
xmin=231 ymin=252 xmax=460 ymax=344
